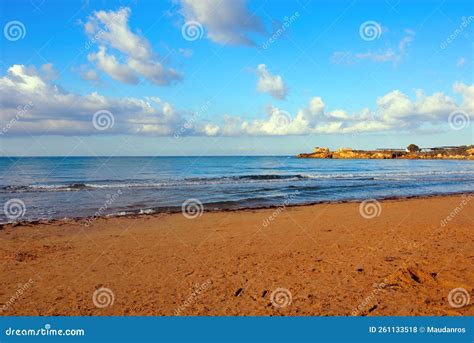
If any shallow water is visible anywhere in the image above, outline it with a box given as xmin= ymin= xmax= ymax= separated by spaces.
xmin=1 ymin=156 xmax=473 ymax=222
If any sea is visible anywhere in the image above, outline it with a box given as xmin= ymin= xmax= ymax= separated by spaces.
xmin=1 ymin=156 xmax=473 ymax=223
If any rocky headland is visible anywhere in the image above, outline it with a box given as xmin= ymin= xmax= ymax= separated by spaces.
xmin=297 ymin=145 xmax=474 ymax=160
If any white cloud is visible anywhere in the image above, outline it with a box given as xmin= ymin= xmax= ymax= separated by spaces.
xmin=88 ymin=46 xmax=138 ymax=84
xmin=0 ymin=64 xmax=184 ymax=136
xmin=308 ymin=97 xmax=325 ymax=116
xmin=179 ymin=0 xmax=264 ymax=45
xmin=85 ymin=7 xmax=182 ymax=85
xmin=332 ymin=29 xmax=415 ymax=66
xmin=399 ymin=29 xmax=415 ymax=52
xmin=256 ymin=64 xmax=288 ymax=100
xmin=202 ymin=123 xmax=220 ymax=136
xmin=378 ymin=89 xmax=458 ymax=127
xmin=354 ymin=49 xmax=398 ymax=63
xmin=1 ymin=64 xmax=471 ymax=137
xmin=79 ymin=66 xmax=102 ymax=84
xmin=454 ymin=81 xmax=474 ymax=115
xmin=206 ymin=83 xmax=472 ymax=136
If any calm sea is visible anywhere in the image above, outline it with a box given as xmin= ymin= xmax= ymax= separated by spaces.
xmin=1 ymin=156 xmax=473 ymax=223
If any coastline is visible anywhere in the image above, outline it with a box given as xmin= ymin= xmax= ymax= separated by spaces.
xmin=2 ymin=156 xmax=474 ymax=224
xmin=297 ymin=146 xmax=474 ymax=160
xmin=1 ymin=194 xmax=472 ymax=316
xmin=1 ymin=191 xmax=473 ymax=228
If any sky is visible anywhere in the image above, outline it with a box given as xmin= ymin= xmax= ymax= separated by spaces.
xmin=0 ymin=0 xmax=473 ymax=156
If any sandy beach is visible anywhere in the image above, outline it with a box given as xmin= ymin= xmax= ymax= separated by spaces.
xmin=0 ymin=195 xmax=472 ymax=316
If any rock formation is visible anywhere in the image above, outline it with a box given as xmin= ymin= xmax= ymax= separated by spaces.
xmin=297 ymin=145 xmax=474 ymax=160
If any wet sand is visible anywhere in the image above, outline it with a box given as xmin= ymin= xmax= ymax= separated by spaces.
xmin=0 ymin=195 xmax=473 ymax=316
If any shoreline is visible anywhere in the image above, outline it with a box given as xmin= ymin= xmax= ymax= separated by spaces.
xmin=2 ymin=191 xmax=473 ymax=228
xmin=0 ymin=194 xmax=472 ymax=316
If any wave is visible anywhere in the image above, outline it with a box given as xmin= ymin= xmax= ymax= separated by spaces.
xmin=0 ymin=174 xmax=308 ymax=192
xmin=184 ymin=174 xmax=307 ymax=182
xmin=2 ymin=170 xmax=474 ymax=193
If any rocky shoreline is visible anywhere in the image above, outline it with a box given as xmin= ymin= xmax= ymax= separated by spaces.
xmin=297 ymin=145 xmax=474 ymax=160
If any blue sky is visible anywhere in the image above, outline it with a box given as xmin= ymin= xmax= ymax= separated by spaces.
xmin=0 ymin=0 xmax=473 ymax=156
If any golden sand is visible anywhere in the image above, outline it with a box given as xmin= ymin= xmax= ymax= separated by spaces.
xmin=0 ymin=195 xmax=472 ymax=316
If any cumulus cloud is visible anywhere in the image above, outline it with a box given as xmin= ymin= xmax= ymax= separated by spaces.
xmin=79 ymin=66 xmax=102 ymax=84
xmin=88 ymin=46 xmax=138 ymax=84
xmin=0 ymin=64 xmax=185 ymax=136
xmin=179 ymin=0 xmax=264 ymax=45
xmin=205 ymin=83 xmax=472 ymax=136
xmin=332 ymin=29 xmax=415 ymax=66
xmin=377 ymin=89 xmax=458 ymax=127
xmin=85 ymin=7 xmax=181 ymax=85
xmin=1 ymin=64 xmax=471 ymax=137
xmin=453 ymin=81 xmax=474 ymax=115
xmin=256 ymin=64 xmax=288 ymax=100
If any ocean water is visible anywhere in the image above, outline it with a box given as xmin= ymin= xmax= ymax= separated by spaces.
xmin=1 ymin=156 xmax=473 ymax=223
